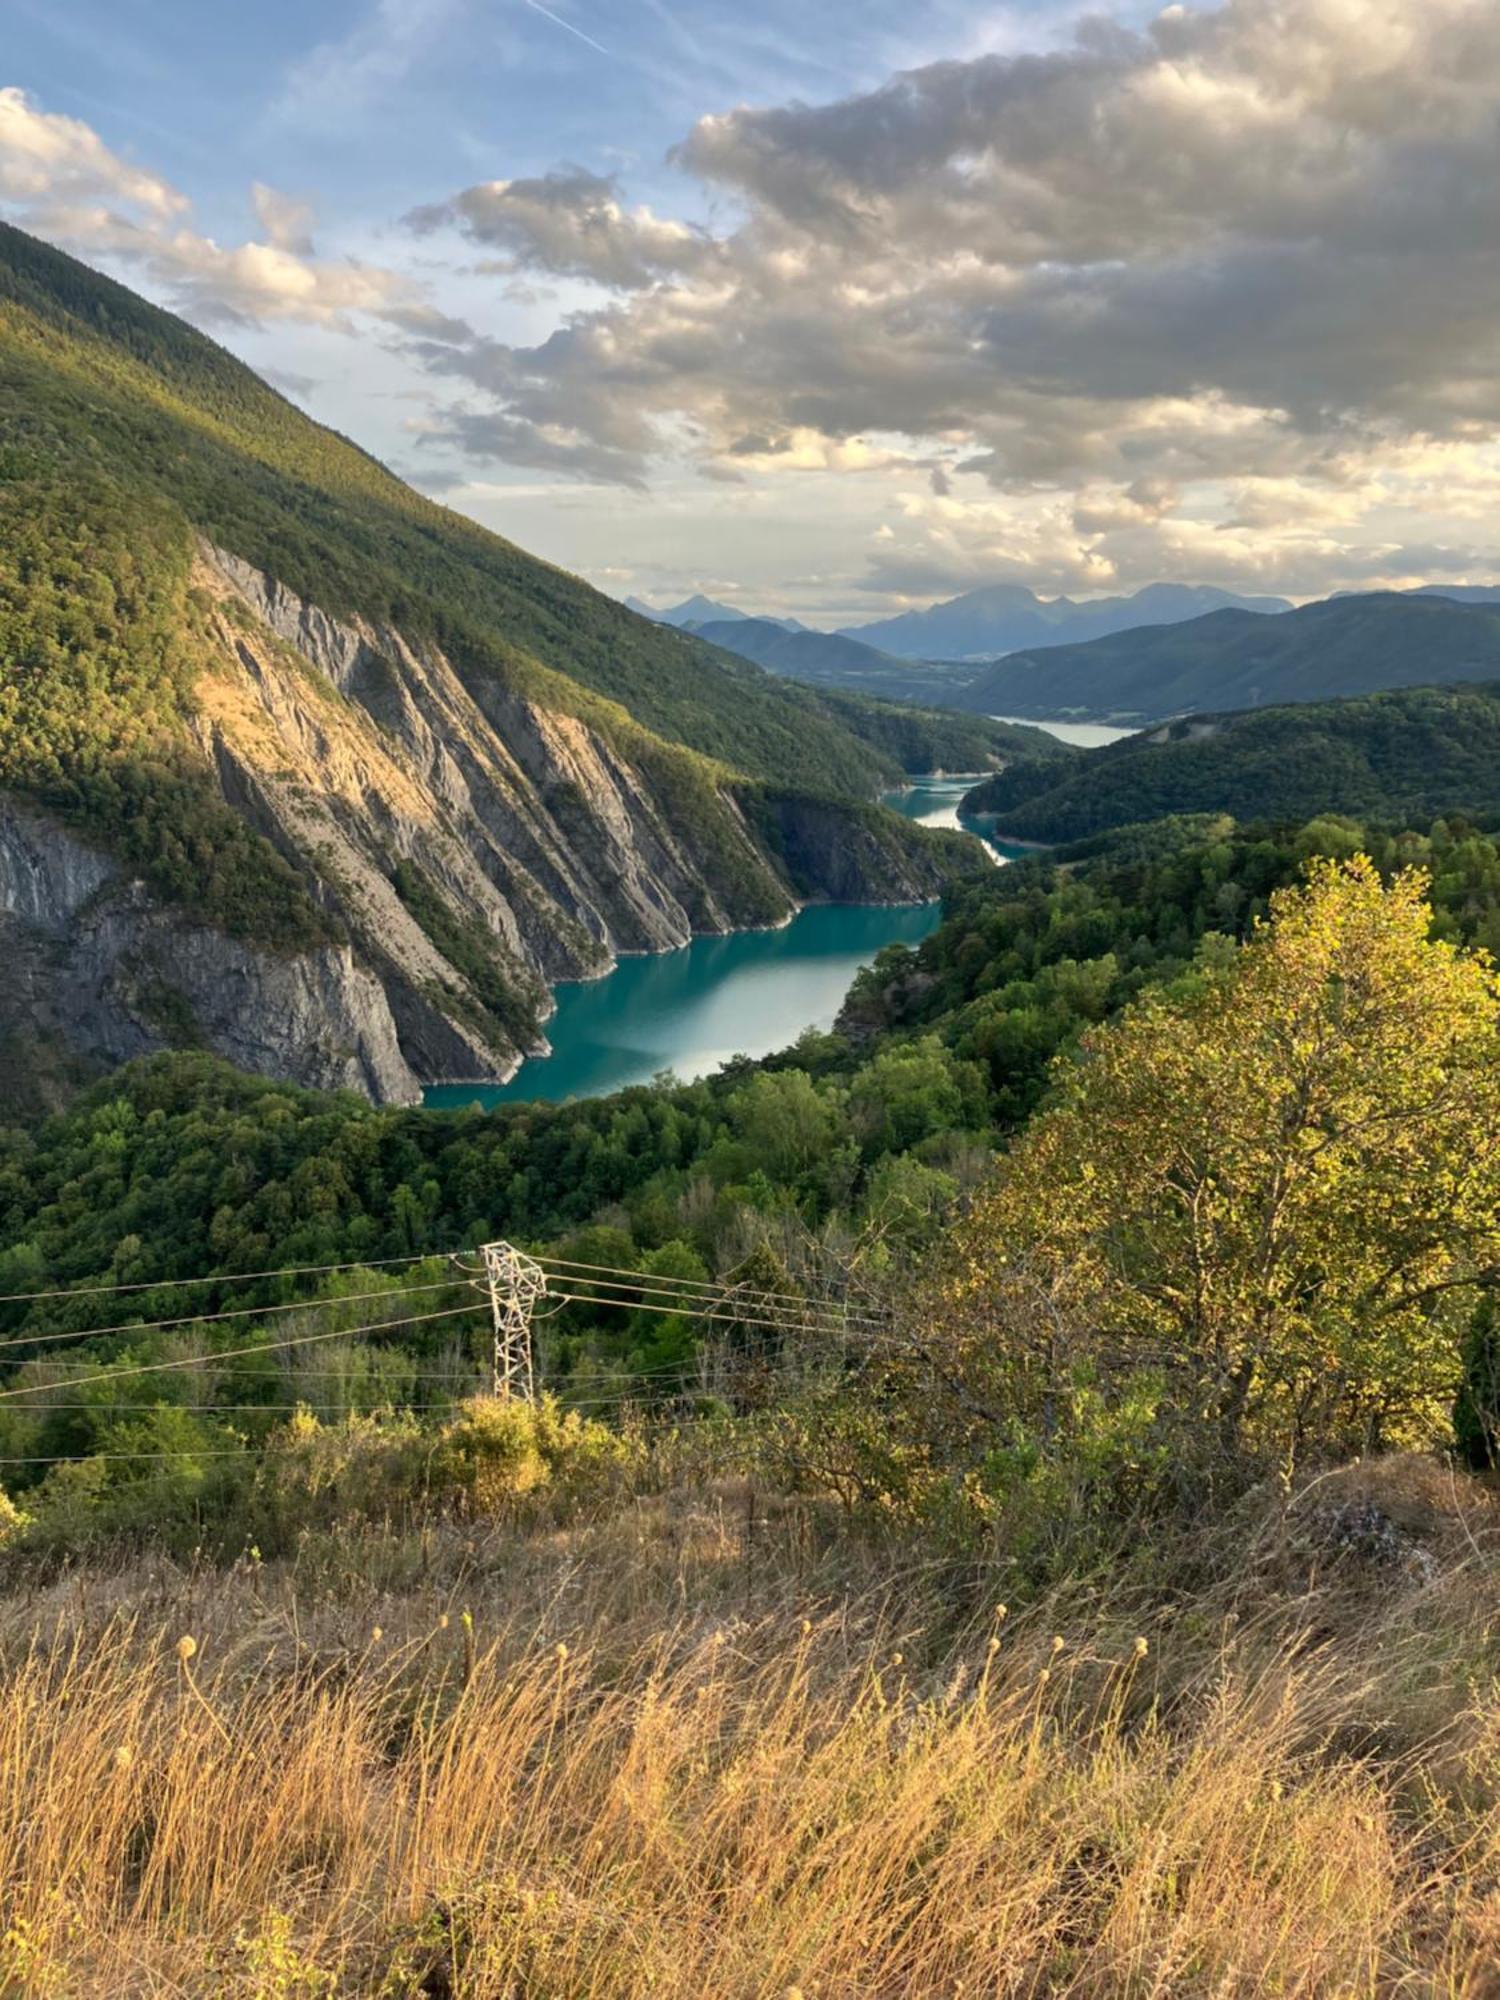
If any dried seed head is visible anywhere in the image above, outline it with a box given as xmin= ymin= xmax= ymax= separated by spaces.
xmin=1037 ymin=1667 xmax=1051 ymax=1686
xmin=437 ymin=1614 xmax=450 ymax=1631
xmin=1134 ymin=1635 xmax=1149 ymax=1658
xmin=555 ymin=1641 xmax=569 ymax=1663
xmin=889 ymin=1652 xmax=903 ymax=1668
xmin=370 ymin=1627 xmax=383 ymax=1645
xmin=1051 ymin=1635 xmax=1065 ymax=1655
xmin=113 ymin=1744 xmax=133 ymax=1771
xmin=175 ymin=1635 xmax=197 ymax=1663
xmin=986 ymin=1635 xmax=1001 ymax=1655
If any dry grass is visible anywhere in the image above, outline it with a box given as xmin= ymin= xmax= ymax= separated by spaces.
xmin=3 ymin=1460 xmax=1500 ymax=1996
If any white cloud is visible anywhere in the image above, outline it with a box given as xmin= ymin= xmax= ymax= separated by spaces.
xmin=0 ymin=87 xmax=452 ymax=334
xmin=0 ymin=87 xmax=184 ymax=218
xmin=399 ymin=0 xmax=1500 ymax=599
xmin=408 ymin=167 xmax=718 ymax=289
xmin=272 ymin=0 xmax=462 ymax=128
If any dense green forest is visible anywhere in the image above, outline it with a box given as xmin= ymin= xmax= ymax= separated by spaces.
xmin=960 ymin=589 xmax=1500 ymax=721
xmin=6 ymin=806 xmax=1500 ymax=1544
xmin=962 ymin=682 xmax=1500 ymax=841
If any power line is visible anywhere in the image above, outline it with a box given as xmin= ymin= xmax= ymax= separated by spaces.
xmin=540 ymin=1254 xmax=882 ymax=1319
xmin=0 ymin=1277 xmax=469 ymax=1356
xmin=546 ymin=1284 xmax=878 ymax=1334
xmin=0 ymin=1303 xmax=482 ymax=1403
xmin=0 ymin=1249 xmax=463 ymax=1308
xmin=544 ymin=1290 xmax=864 ymax=1341
xmin=534 ymin=1263 xmax=877 ymax=1325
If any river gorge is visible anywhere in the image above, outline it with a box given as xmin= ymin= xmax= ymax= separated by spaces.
xmin=425 ymin=777 xmax=1043 ymax=1107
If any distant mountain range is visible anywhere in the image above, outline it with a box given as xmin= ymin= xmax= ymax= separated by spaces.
xmin=955 ymin=591 xmax=1500 ymax=723
xmin=961 ymin=680 xmax=1500 ymax=845
xmin=840 ymin=582 xmax=1294 ymax=661
xmin=628 ymin=593 xmax=804 ymax=632
xmin=689 ymin=617 xmax=976 ymax=706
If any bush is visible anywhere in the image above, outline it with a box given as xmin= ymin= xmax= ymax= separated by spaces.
xmin=437 ymin=1396 xmax=634 ymax=1516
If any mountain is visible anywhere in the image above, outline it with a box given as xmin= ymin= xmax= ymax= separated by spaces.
xmin=843 ymin=581 xmax=1292 ymax=661
xmin=955 ymin=591 xmax=1500 ymax=723
xmin=960 ymin=681 xmax=1500 ymax=843
xmin=0 ymin=222 xmax=997 ymax=1111
xmin=689 ymin=616 xmax=987 ymax=709
xmin=632 ymin=593 xmax=802 ymax=631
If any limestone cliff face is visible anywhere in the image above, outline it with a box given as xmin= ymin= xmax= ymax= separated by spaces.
xmin=0 ymin=798 xmax=420 ymax=1103
xmin=0 ymin=546 xmax=962 ymax=1104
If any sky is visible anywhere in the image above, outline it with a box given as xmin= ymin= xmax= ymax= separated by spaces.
xmin=6 ymin=0 xmax=1500 ymax=626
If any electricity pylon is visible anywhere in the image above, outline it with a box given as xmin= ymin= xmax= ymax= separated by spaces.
xmin=476 ymin=1241 xmax=547 ymax=1401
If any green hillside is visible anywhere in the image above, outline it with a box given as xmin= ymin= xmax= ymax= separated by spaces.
xmin=959 ymin=591 xmax=1500 ymax=722
xmin=0 ymin=222 xmax=1006 ymax=908
xmin=691 ymin=615 xmax=991 ymax=709
xmin=962 ymin=682 xmax=1500 ymax=842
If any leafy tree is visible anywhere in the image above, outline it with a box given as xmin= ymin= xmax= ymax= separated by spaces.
xmin=930 ymin=858 xmax=1500 ymax=1484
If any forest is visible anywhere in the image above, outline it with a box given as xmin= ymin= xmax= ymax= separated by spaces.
xmin=5 ymin=806 xmax=1500 ymax=1552
xmin=7 ymin=809 xmax=1500 ymax=1991
xmin=963 ymin=681 xmax=1500 ymax=841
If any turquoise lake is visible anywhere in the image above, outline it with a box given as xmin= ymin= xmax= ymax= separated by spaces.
xmin=423 ymin=779 xmax=1033 ymax=1109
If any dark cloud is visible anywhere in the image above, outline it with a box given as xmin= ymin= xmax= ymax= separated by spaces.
xmin=402 ymin=0 xmax=1500 ymax=510
xmin=407 ymin=167 xmax=718 ymax=290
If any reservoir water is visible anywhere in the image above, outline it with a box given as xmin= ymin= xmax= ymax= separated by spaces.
xmin=991 ymin=714 xmax=1136 ymax=749
xmin=424 ymin=740 xmax=1125 ymax=1110
xmin=424 ymin=899 xmax=946 ymax=1109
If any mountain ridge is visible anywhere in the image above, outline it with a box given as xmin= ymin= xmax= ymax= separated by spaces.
xmin=960 ymin=679 xmax=1500 ymax=841
xmin=955 ymin=591 xmax=1500 ymax=722
xmin=842 ymin=580 xmax=1292 ymax=660
xmin=0 ymin=222 xmax=997 ymax=1108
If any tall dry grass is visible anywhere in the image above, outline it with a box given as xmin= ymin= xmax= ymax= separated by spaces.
xmin=2 ymin=1459 xmax=1500 ymax=1995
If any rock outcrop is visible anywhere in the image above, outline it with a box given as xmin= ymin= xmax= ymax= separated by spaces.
xmin=0 ymin=548 xmax=966 ymax=1105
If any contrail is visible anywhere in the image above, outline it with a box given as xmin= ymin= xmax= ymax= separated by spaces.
xmin=522 ymin=0 xmax=610 ymax=55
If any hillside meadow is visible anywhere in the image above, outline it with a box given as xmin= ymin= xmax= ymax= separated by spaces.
xmin=2 ymin=1453 xmax=1499 ymax=1997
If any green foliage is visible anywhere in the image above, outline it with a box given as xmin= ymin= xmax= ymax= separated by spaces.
xmin=9 ymin=813 xmax=1500 ymax=1529
xmin=1455 ymin=1295 xmax=1500 ymax=1470
xmin=928 ymin=858 xmax=1500 ymax=1505
xmin=437 ymin=1395 xmax=632 ymax=1514
xmin=964 ymin=683 xmax=1500 ymax=843
xmin=0 ymin=451 xmax=331 ymax=948
xmin=962 ymin=588 xmax=1500 ymax=722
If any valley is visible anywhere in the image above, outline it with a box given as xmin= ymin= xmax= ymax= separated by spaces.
xmin=9 ymin=160 xmax=1500 ymax=2000
xmin=0 ymin=223 xmax=1033 ymax=1113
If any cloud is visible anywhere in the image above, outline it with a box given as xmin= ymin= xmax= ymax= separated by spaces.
xmin=401 ymin=0 xmax=1500 ymax=571
xmin=408 ymin=167 xmax=717 ymax=289
xmin=0 ymin=87 xmax=448 ymax=334
xmin=0 ymin=86 xmax=184 ymax=217
xmin=251 ymin=184 xmax=316 ymax=257
xmin=272 ymin=0 xmax=462 ymax=128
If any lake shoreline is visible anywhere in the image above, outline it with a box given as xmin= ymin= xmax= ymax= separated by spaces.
xmin=422 ymin=750 xmax=1099 ymax=1108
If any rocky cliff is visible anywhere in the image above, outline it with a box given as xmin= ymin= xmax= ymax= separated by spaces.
xmin=0 ymin=222 xmax=995 ymax=1111
xmin=0 ymin=547 xmax=974 ymax=1107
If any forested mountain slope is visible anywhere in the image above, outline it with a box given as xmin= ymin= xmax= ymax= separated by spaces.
xmin=690 ymin=616 xmax=1006 ymax=711
xmin=958 ymin=591 xmax=1500 ymax=722
xmin=0 ymin=224 xmax=1003 ymax=1107
xmin=961 ymin=682 xmax=1500 ymax=841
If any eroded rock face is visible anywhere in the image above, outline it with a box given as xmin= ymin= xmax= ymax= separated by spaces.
xmin=0 ymin=548 xmax=958 ymax=1105
xmin=0 ymin=799 xmax=422 ymax=1103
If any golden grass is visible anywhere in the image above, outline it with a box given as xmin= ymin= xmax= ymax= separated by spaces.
xmin=3 ymin=1460 xmax=1500 ymax=1995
